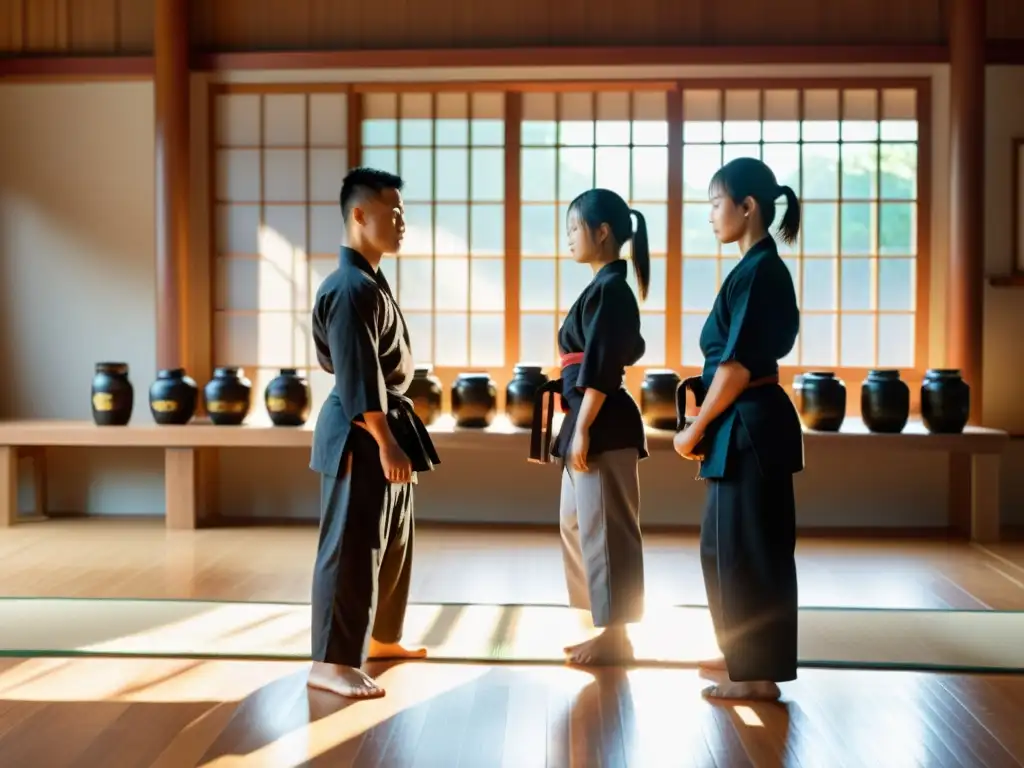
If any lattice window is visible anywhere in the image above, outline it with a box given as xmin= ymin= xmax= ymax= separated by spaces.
xmin=359 ymin=91 xmax=507 ymax=369
xmin=212 ymin=88 xmax=349 ymax=420
xmin=211 ymin=80 xmax=928 ymax=425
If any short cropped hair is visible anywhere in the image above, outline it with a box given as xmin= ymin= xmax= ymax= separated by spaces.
xmin=339 ymin=167 xmax=404 ymax=222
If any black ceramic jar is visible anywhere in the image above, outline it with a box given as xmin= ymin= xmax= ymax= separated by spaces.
xmin=920 ymin=369 xmax=970 ymax=434
xmin=639 ymin=369 xmax=682 ymax=430
xmin=203 ymin=367 xmax=253 ymax=426
xmin=265 ymin=368 xmax=311 ymax=427
xmin=506 ymin=363 xmax=549 ymax=429
xmin=406 ymin=365 xmax=444 ymax=426
xmin=148 ymin=368 xmax=198 ymax=425
xmin=860 ymin=369 xmax=910 ymax=433
xmin=91 ymin=362 xmax=134 ymax=426
xmin=451 ymin=373 xmax=497 ymax=428
xmin=792 ymin=371 xmax=846 ymax=431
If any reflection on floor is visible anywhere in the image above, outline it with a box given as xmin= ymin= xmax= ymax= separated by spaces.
xmin=1 ymin=519 xmax=1024 ymax=765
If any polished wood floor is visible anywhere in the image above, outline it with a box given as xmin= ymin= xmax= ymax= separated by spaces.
xmin=1 ymin=518 xmax=1023 ymax=610
xmin=3 ymin=657 xmax=1024 ymax=767
xmin=1 ymin=519 xmax=1023 ymax=767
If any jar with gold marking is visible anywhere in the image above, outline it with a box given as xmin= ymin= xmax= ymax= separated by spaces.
xmin=265 ymin=368 xmax=311 ymax=427
xmin=149 ymin=368 xmax=198 ymax=425
xmin=91 ymin=362 xmax=134 ymax=426
xmin=203 ymin=367 xmax=252 ymax=426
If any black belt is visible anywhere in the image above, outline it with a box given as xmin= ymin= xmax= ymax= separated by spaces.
xmin=529 ymin=374 xmax=704 ymax=465
xmin=678 ymin=375 xmax=705 ymax=426
xmin=355 ymin=395 xmax=441 ymax=473
xmin=528 ymin=379 xmax=564 ymax=464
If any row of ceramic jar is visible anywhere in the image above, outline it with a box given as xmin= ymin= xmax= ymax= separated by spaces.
xmin=414 ymin=366 xmax=971 ymax=435
xmin=790 ymin=369 xmax=970 ymax=434
xmin=88 ymin=362 xmax=534 ymax=429
xmin=411 ymin=365 xmax=542 ymax=428
xmin=90 ymin=363 xmax=311 ymax=426
xmin=91 ymin=362 xmax=970 ymax=435
xmin=633 ymin=368 xmax=970 ymax=434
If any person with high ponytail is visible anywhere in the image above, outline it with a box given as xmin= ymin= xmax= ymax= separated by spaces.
xmin=528 ymin=187 xmax=650 ymax=666
xmin=672 ymin=157 xmax=804 ymax=702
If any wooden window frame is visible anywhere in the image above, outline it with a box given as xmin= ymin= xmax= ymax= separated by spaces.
xmin=209 ymin=76 xmax=932 ymax=418
xmin=1012 ymin=137 xmax=1024 ymax=275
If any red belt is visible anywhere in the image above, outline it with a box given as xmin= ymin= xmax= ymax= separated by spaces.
xmin=560 ymin=352 xmax=584 ymax=368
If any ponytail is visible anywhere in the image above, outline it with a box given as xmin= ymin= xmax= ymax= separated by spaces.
xmin=630 ymin=208 xmax=651 ymax=302
xmin=776 ymin=184 xmax=801 ymax=246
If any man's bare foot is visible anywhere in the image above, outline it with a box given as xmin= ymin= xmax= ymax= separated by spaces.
xmin=701 ymin=681 xmax=781 ymax=702
xmin=367 ymin=638 xmax=428 ymax=660
xmin=563 ymin=627 xmax=634 ymax=666
xmin=697 ymin=657 xmax=727 ymax=671
xmin=307 ymin=661 xmax=385 ymax=699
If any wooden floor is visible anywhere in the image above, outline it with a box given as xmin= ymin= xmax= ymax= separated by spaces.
xmin=1 ymin=519 xmax=1024 ymax=767
xmin=3 ymin=657 xmax=1024 ymax=767
xmin=2 ymin=518 xmax=1024 ymax=610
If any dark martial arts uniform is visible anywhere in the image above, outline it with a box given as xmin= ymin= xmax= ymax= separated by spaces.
xmin=695 ymin=234 xmax=804 ymax=683
xmin=309 ymin=246 xmax=440 ymax=669
xmin=530 ymin=259 xmax=649 ymax=628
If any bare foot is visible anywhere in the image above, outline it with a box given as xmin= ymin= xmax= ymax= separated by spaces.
xmin=563 ymin=627 xmax=634 ymax=666
xmin=368 ymin=638 xmax=428 ymax=660
xmin=701 ymin=681 xmax=781 ymax=702
xmin=697 ymin=657 xmax=727 ymax=671
xmin=307 ymin=661 xmax=385 ymax=699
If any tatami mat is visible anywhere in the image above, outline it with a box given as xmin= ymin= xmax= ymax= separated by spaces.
xmin=1 ymin=598 xmax=1021 ymax=674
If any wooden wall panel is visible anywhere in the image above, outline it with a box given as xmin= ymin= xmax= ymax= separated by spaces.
xmin=0 ymin=0 xmax=152 ymax=53
xmin=988 ymin=0 xmax=1024 ymax=40
xmin=0 ymin=0 xmax=1022 ymax=58
xmin=187 ymin=0 xmax=953 ymax=52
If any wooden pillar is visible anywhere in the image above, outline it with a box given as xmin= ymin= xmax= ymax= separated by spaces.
xmin=948 ymin=0 xmax=985 ymax=424
xmin=154 ymin=0 xmax=190 ymax=370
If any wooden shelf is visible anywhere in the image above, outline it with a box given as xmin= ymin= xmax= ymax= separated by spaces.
xmin=0 ymin=415 xmax=1009 ymax=541
xmin=0 ymin=415 xmax=1009 ymax=453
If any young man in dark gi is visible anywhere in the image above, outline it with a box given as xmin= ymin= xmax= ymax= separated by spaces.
xmin=307 ymin=167 xmax=440 ymax=700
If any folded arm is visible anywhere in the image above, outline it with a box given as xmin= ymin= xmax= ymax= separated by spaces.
xmin=689 ymin=362 xmax=751 ymax=436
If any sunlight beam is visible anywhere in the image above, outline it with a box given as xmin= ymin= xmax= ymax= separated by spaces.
xmin=198 ymin=665 xmax=491 ymax=768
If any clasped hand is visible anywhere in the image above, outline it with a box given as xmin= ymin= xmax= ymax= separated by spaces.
xmin=673 ymin=424 xmax=703 ymax=461
xmin=379 ymin=440 xmax=413 ymax=483
xmin=356 ymin=421 xmax=413 ymax=483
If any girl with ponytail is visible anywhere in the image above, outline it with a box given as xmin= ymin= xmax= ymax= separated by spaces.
xmin=673 ymin=156 xmax=804 ymax=702
xmin=528 ymin=187 xmax=651 ymax=666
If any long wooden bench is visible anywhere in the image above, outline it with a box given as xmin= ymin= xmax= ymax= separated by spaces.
xmin=0 ymin=417 xmax=1010 ymax=541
